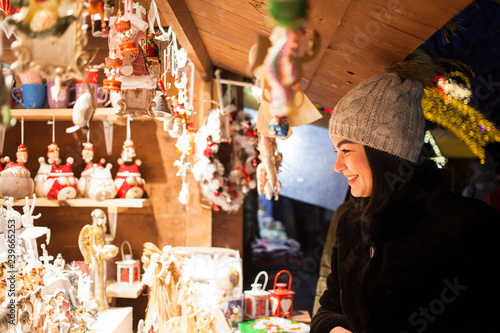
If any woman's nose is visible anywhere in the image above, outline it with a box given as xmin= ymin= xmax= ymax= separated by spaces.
xmin=334 ymin=153 xmax=345 ymax=173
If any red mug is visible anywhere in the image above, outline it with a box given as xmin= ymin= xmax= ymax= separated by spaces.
xmin=86 ymin=68 xmax=99 ymax=84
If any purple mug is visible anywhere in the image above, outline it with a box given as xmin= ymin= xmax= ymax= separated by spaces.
xmin=47 ymin=81 xmax=71 ymax=109
xmin=70 ymin=83 xmax=109 ymax=107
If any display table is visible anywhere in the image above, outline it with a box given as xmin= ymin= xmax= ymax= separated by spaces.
xmin=88 ymin=307 xmax=133 ymax=333
xmin=107 ymin=281 xmax=145 ymax=298
xmin=291 ymin=310 xmax=311 ymax=324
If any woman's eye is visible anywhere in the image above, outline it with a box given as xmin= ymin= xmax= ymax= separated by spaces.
xmin=341 ymin=149 xmax=351 ymax=154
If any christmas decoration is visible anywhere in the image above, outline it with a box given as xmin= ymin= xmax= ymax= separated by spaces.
xmin=87 ymin=162 xmax=117 ymax=200
xmin=244 ymin=271 xmax=270 ymax=320
xmin=115 ymin=241 xmax=140 ymax=284
xmin=106 ymin=0 xmax=157 ymax=118
xmin=7 ymin=0 xmax=89 ymax=86
xmin=0 ymin=155 xmax=34 ymax=199
xmin=43 ymin=157 xmax=79 ymax=200
xmin=139 ymin=244 xmax=232 ymax=333
xmin=422 ymin=72 xmax=500 ymax=163
xmin=256 ymin=136 xmax=282 ymax=200
xmin=78 ymin=209 xmax=119 ymax=312
xmin=0 ymin=115 xmax=34 ymax=199
xmin=0 ymin=63 xmax=15 ymax=155
xmin=114 ymin=117 xmax=145 ymax=198
xmin=78 ymin=140 xmax=106 ymax=198
xmin=88 ymin=0 xmax=114 ymax=37
xmin=268 ymin=270 xmax=294 ymax=318
xmin=424 ymin=130 xmax=447 ymax=168
xmin=250 ymin=0 xmax=321 ymax=139
xmin=19 ymin=194 xmax=50 ymax=259
xmin=104 ymin=46 xmax=123 ymax=92
xmin=193 ymin=107 xmax=259 ymax=212
xmin=0 ymin=0 xmax=18 ymax=17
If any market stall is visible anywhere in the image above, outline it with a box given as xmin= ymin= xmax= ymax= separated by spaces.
xmin=0 ymin=0 xmax=497 ymax=332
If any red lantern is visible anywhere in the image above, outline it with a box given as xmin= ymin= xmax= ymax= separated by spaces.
xmin=268 ymin=270 xmax=294 ymax=318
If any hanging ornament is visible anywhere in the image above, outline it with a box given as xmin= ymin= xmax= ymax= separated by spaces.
xmin=43 ymin=157 xmax=79 ymax=200
xmin=107 ymin=0 xmax=156 ymax=118
xmin=145 ymin=32 xmax=161 ymax=75
xmin=42 ymin=118 xmax=79 ymax=200
xmin=103 ymin=46 xmax=123 ymax=92
xmin=0 ymin=59 xmax=16 ymax=157
xmin=67 ymin=79 xmax=96 ymax=133
xmin=0 ymin=115 xmax=34 ymax=199
xmin=88 ymin=162 xmax=117 ymax=201
xmin=256 ymin=135 xmax=282 ymax=201
xmin=82 ymin=137 xmax=95 ymax=164
xmin=0 ymin=0 xmax=19 ymax=17
xmin=171 ymin=69 xmax=198 ymax=204
xmin=114 ymin=117 xmax=145 ymax=198
xmin=192 ymin=107 xmax=259 ymax=212
xmin=78 ymin=130 xmax=107 ymax=198
xmin=88 ymin=0 xmax=114 ymax=37
xmin=79 ymin=140 xmax=96 ymax=197
xmin=173 ymin=132 xmax=192 ymax=205
xmin=16 ymin=115 xmax=28 ymax=163
xmin=248 ymin=0 xmax=321 ymax=140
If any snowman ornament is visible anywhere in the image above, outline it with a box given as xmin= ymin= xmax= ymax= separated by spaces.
xmin=43 ymin=157 xmax=79 ymax=200
xmin=114 ymin=139 xmax=145 ymax=198
xmin=78 ymin=141 xmax=105 ymax=198
xmin=34 ymin=143 xmax=62 ymax=197
xmin=88 ymin=163 xmax=118 ymax=201
xmin=0 ymin=152 xmax=35 ymax=199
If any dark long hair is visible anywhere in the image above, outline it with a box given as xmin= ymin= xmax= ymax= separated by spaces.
xmin=349 ymin=146 xmax=416 ymax=221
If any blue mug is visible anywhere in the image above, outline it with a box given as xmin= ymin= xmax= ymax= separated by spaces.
xmin=11 ymin=84 xmax=47 ymax=109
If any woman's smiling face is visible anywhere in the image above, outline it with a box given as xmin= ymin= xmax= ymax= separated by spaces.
xmin=331 ymin=136 xmax=373 ymax=197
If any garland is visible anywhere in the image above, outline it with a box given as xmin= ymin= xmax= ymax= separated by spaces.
xmin=422 ymin=72 xmax=500 ymax=164
xmin=193 ymin=106 xmax=259 ymax=212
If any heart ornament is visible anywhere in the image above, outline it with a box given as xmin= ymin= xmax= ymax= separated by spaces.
xmin=281 ymin=298 xmax=292 ymax=314
xmin=271 ymin=297 xmax=279 ymax=315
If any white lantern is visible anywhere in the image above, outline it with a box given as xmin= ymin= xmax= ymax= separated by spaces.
xmin=116 ymin=241 xmax=140 ymax=284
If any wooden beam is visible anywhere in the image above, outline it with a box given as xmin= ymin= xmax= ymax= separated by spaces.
xmin=156 ymin=0 xmax=213 ymax=81
xmin=299 ymin=0 xmax=351 ymax=90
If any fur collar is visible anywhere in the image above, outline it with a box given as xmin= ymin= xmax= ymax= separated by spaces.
xmin=360 ymin=161 xmax=449 ymax=244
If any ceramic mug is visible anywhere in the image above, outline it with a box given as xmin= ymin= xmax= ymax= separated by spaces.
xmin=86 ymin=68 xmax=99 ymax=84
xmin=70 ymin=83 xmax=109 ymax=106
xmin=46 ymin=81 xmax=71 ymax=108
xmin=11 ymin=84 xmax=47 ymax=109
xmin=18 ymin=70 xmax=43 ymax=85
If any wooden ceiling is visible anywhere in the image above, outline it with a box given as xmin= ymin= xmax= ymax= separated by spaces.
xmin=157 ymin=0 xmax=473 ymax=110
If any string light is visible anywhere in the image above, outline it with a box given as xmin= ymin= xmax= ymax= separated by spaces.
xmin=422 ymin=72 xmax=500 ymax=164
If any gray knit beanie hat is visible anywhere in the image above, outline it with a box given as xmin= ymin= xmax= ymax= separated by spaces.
xmin=329 ymin=52 xmax=436 ymax=163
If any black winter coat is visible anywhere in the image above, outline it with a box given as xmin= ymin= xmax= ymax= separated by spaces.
xmin=311 ymin=162 xmax=500 ymax=333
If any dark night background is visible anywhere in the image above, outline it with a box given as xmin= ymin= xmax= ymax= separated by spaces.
xmin=425 ymin=0 xmax=500 ymax=127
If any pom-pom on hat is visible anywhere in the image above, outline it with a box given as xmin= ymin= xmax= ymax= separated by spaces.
xmin=329 ymin=50 xmax=436 ymax=163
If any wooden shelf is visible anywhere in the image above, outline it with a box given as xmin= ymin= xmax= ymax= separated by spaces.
xmin=10 ymin=107 xmax=121 ymax=123
xmin=0 ymin=197 xmax=151 ymax=209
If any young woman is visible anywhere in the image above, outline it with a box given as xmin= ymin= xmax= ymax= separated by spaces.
xmin=310 ymin=53 xmax=500 ymax=333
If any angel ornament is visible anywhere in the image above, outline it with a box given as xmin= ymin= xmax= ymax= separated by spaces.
xmin=19 ymin=194 xmax=50 ymax=259
xmin=78 ymin=209 xmax=118 ymax=312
